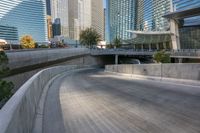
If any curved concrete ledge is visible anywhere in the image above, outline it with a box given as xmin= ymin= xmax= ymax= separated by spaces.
xmin=7 ymin=48 xmax=89 ymax=70
xmin=0 ymin=65 xmax=88 ymax=133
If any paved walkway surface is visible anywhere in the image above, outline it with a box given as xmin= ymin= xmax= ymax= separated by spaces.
xmin=43 ymin=69 xmax=200 ymax=133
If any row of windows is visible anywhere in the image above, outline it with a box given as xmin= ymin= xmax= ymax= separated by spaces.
xmin=0 ymin=0 xmax=48 ymax=42
xmin=0 ymin=25 xmax=18 ymax=40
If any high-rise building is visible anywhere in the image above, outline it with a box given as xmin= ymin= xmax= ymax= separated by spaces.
xmin=91 ymin=0 xmax=104 ymax=40
xmin=172 ymin=0 xmax=200 ymax=27
xmin=136 ymin=0 xmax=171 ymax=31
xmin=171 ymin=0 xmax=200 ymax=49
xmin=46 ymin=0 xmax=51 ymax=15
xmin=0 ymin=25 xmax=18 ymax=43
xmin=52 ymin=18 xmax=61 ymax=36
xmin=107 ymin=0 xmax=172 ymax=49
xmin=0 ymin=0 xmax=48 ymax=43
xmin=108 ymin=0 xmax=136 ymax=42
xmin=68 ymin=0 xmax=104 ymax=40
xmin=51 ymin=0 xmax=69 ymax=38
xmin=47 ymin=15 xmax=53 ymax=39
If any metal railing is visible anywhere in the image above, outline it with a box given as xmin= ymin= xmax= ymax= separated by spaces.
xmin=90 ymin=49 xmax=156 ymax=56
xmin=171 ymin=49 xmax=200 ymax=57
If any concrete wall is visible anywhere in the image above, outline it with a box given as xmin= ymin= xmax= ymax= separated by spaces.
xmin=105 ymin=64 xmax=200 ymax=81
xmin=4 ymin=55 xmax=103 ymax=91
xmin=0 ymin=65 xmax=86 ymax=133
xmin=6 ymin=48 xmax=89 ymax=70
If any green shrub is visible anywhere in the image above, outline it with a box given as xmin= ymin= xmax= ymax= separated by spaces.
xmin=153 ymin=51 xmax=171 ymax=63
xmin=0 ymin=51 xmax=14 ymax=107
xmin=0 ymin=80 xmax=14 ymax=101
xmin=0 ymin=51 xmax=9 ymax=76
xmin=39 ymin=44 xmax=49 ymax=48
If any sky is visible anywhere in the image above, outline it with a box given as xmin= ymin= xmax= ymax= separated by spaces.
xmin=103 ymin=0 xmax=106 ymax=8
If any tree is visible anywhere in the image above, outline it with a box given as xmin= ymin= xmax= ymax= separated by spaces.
xmin=79 ymin=28 xmax=101 ymax=48
xmin=20 ymin=35 xmax=36 ymax=49
xmin=0 ymin=51 xmax=14 ymax=107
xmin=153 ymin=51 xmax=170 ymax=63
xmin=113 ymin=36 xmax=121 ymax=48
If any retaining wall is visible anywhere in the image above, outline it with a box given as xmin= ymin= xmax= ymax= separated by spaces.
xmin=6 ymin=48 xmax=89 ymax=70
xmin=0 ymin=65 xmax=87 ymax=133
xmin=105 ymin=64 xmax=200 ymax=81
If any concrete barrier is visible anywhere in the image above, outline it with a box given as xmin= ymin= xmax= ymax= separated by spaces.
xmin=6 ymin=48 xmax=89 ymax=69
xmin=0 ymin=65 xmax=88 ymax=133
xmin=105 ymin=64 xmax=200 ymax=81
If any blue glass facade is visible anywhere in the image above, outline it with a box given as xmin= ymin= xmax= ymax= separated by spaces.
xmin=0 ymin=25 xmax=18 ymax=42
xmin=105 ymin=1 xmax=111 ymax=43
xmin=173 ymin=0 xmax=200 ymax=49
xmin=0 ymin=0 xmax=48 ymax=43
xmin=108 ymin=0 xmax=136 ymax=42
xmin=108 ymin=0 xmax=171 ymax=42
xmin=173 ymin=0 xmax=200 ymax=26
xmin=136 ymin=0 xmax=171 ymax=31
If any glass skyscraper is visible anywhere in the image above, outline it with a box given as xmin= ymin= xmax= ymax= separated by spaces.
xmin=0 ymin=0 xmax=48 ymax=43
xmin=108 ymin=0 xmax=136 ymax=42
xmin=107 ymin=0 xmax=171 ymax=43
xmin=173 ymin=0 xmax=200 ymax=49
xmin=173 ymin=0 xmax=200 ymax=26
xmin=136 ymin=0 xmax=171 ymax=31
xmin=0 ymin=25 xmax=18 ymax=43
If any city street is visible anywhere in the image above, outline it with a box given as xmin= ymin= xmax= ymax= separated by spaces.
xmin=43 ymin=69 xmax=200 ymax=133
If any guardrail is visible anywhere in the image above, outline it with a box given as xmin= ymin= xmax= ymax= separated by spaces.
xmin=91 ymin=49 xmax=200 ymax=58
xmin=91 ymin=49 xmax=156 ymax=56
xmin=171 ymin=49 xmax=200 ymax=58
xmin=0 ymin=65 xmax=90 ymax=133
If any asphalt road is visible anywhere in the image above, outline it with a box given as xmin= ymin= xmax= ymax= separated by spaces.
xmin=43 ymin=69 xmax=200 ymax=133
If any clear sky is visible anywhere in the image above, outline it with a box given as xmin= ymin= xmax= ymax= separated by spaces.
xmin=103 ymin=0 xmax=106 ymax=8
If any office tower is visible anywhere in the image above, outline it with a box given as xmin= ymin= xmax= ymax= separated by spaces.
xmin=68 ymin=0 xmax=104 ymax=40
xmin=47 ymin=16 xmax=53 ymax=39
xmin=136 ymin=0 xmax=171 ymax=31
xmin=51 ymin=0 xmax=69 ymax=37
xmin=52 ymin=18 xmax=61 ymax=36
xmin=107 ymin=0 xmax=136 ymax=42
xmin=173 ymin=0 xmax=200 ymax=26
xmin=91 ymin=0 xmax=104 ymax=40
xmin=172 ymin=0 xmax=200 ymax=49
xmin=0 ymin=0 xmax=48 ymax=43
xmin=0 ymin=25 xmax=18 ymax=43
xmin=46 ymin=0 xmax=51 ymax=15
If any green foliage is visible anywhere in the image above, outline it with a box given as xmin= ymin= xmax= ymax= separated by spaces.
xmin=153 ymin=51 xmax=171 ymax=63
xmin=0 ymin=51 xmax=14 ymax=105
xmin=39 ymin=44 xmax=49 ymax=48
xmin=0 ymin=80 xmax=14 ymax=101
xmin=106 ymin=44 xmax=114 ymax=49
xmin=79 ymin=28 xmax=101 ymax=48
xmin=0 ymin=51 xmax=9 ymax=76
xmin=113 ymin=36 xmax=121 ymax=48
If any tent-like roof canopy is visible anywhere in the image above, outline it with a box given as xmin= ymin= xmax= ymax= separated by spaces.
xmin=125 ymin=31 xmax=171 ymax=44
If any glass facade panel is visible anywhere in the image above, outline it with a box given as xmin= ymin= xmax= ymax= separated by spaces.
xmin=108 ymin=0 xmax=136 ymax=42
xmin=173 ymin=0 xmax=200 ymax=49
xmin=179 ymin=26 xmax=200 ymax=49
xmin=0 ymin=0 xmax=48 ymax=43
xmin=173 ymin=0 xmax=200 ymax=26
xmin=136 ymin=0 xmax=171 ymax=31
xmin=0 ymin=25 xmax=18 ymax=41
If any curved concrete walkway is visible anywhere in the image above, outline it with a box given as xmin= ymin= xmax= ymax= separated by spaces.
xmin=43 ymin=69 xmax=200 ymax=133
